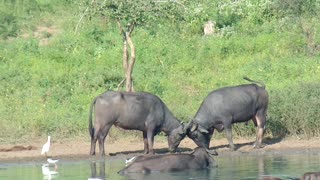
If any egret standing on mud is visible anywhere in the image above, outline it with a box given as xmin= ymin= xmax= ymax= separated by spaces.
xmin=41 ymin=136 xmax=51 ymax=157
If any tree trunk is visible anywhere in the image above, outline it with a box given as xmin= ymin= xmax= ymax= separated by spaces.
xmin=122 ymin=32 xmax=128 ymax=74
xmin=117 ymin=21 xmax=136 ymax=92
xmin=125 ymin=32 xmax=135 ymax=92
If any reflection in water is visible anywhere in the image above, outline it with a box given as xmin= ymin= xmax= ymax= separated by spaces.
xmin=41 ymin=165 xmax=58 ymax=180
xmin=122 ymin=168 xmax=217 ymax=180
xmin=1 ymin=153 xmax=320 ymax=179
xmin=212 ymin=155 xmax=305 ymax=180
xmin=117 ymin=155 xmax=308 ymax=180
xmin=88 ymin=161 xmax=105 ymax=180
xmin=257 ymin=156 xmax=283 ymax=180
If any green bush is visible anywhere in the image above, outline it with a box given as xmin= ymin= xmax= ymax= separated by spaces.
xmin=268 ymin=83 xmax=320 ymax=137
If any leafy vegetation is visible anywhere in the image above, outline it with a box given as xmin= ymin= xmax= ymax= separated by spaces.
xmin=0 ymin=0 xmax=319 ymax=143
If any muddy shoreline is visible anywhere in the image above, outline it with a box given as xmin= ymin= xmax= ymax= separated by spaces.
xmin=1 ymin=137 xmax=320 ymax=163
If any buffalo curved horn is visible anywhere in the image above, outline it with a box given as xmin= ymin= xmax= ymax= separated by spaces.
xmin=180 ymin=121 xmax=186 ymax=134
xmin=190 ymin=148 xmax=196 ymax=154
xmin=198 ymin=125 xmax=209 ymax=134
xmin=190 ymin=123 xmax=198 ymax=133
xmin=183 ymin=120 xmax=194 ymax=133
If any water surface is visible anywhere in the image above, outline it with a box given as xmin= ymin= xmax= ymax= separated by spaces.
xmin=1 ymin=154 xmax=319 ymax=179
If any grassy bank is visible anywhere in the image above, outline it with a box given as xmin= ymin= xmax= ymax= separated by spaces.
xmin=0 ymin=0 xmax=319 ymax=143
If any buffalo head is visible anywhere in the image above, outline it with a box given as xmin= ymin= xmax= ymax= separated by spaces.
xmin=186 ymin=120 xmax=212 ymax=149
xmin=167 ymin=122 xmax=188 ymax=152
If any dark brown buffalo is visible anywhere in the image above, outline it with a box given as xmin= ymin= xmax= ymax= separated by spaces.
xmin=300 ymin=172 xmax=320 ymax=180
xmin=187 ymin=77 xmax=269 ymax=150
xmin=118 ymin=147 xmax=217 ymax=175
xmin=260 ymin=172 xmax=320 ymax=180
xmin=259 ymin=176 xmax=283 ymax=180
xmin=89 ymin=91 xmax=187 ymax=156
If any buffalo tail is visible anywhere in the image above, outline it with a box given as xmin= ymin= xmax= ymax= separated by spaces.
xmin=243 ymin=77 xmax=266 ymax=89
xmin=88 ymin=97 xmax=97 ymax=140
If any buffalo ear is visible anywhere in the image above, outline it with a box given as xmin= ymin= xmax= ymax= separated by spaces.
xmin=206 ymin=149 xmax=218 ymax=156
xmin=178 ymin=126 xmax=185 ymax=135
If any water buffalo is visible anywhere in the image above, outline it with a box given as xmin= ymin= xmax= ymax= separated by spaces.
xmin=261 ymin=172 xmax=320 ymax=180
xmin=186 ymin=77 xmax=269 ymax=150
xmin=89 ymin=91 xmax=187 ymax=156
xmin=118 ymin=147 xmax=217 ymax=175
xmin=300 ymin=172 xmax=320 ymax=180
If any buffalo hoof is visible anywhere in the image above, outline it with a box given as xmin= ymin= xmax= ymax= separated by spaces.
xmin=229 ymin=145 xmax=236 ymax=151
xmin=253 ymin=143 xmax=264 ymax=149
xmin=168 ymin=147 xmax=177 ymax=153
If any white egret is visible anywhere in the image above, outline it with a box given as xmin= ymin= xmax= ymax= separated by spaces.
xmin=125 ymin=156 xmax=136 ymax=166
xmin=41 ymin=136 xmax=51 ymax=157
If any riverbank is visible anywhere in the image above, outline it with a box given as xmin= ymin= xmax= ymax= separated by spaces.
xmin=1 ymin=136 xmax=320 ymax=163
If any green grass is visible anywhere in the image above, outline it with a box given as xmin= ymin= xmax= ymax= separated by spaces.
xmin=0 ymin=1 xmax=320 ymax=143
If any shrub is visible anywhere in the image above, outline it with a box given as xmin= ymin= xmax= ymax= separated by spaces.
xmin=268 ymin=83 xmax=320 ymax=137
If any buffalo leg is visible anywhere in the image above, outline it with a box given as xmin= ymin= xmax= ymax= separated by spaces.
xmin=143 ymin=131 xmax=149 ymax=154
xmin=98 ymin=125 xmax=111 ymax=156
xmin=225 ymin=124 xmax=236 ymax=150
xmin=90 ymin=135 xmax=98 ymax=155
xmin=205 ymin=130 xmax=214 ymax=149
xmin=90 ymin=125 xmax=100 ymax=155
xmin=253 ymin=110 xmax=266 ymax=148
xmin=98 ymin=135 xmax=105 ymax=156
xmin=147 ymin=128 xmax=155 ymax=154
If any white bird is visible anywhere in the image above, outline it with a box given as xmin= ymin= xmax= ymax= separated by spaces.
xmin=125 ymin=156 xmax=136 ymax=166
xmin=47 ymin=158 xmax=59 ymax=170
xmin=41 ymin=136 xmax=51 ymax=157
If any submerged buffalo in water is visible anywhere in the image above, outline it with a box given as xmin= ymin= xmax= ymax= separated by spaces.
xmin=260 ymin=172 xmax=320 ymax=180
xmin=118 ymin=147 xmax=217 ymax=175
xmin=89 ymin=91 xmax=187 ymax=156
xmin=187 ymin=77 xmax=269 ymax=150
xmin=300 ymin=172 xmax=320 ymax=180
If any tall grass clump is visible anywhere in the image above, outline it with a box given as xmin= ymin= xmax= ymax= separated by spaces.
xmin=268 ymin=83 xmax=320 ymax=138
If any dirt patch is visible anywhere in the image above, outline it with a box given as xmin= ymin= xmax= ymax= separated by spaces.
xmin=21 ymin=25 xmax=60 ymax=46
xmin=1 ymin=136 xmax=320 ymax=163
xmin=0 ymin=145 xmax=37 ymax=152
xmin=34 ymin=25 xmax=59 ymax=46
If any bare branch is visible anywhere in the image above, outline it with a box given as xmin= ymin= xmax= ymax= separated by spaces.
xmin=75 ymin=0 xmax=96 ymax=34
xmin=128 ymin=23 xmax=135 ymax=36
xmin=117 ymin=19 xmax=125 ymax=34
xmin=117 ymin=78 xmax=126 ymax=91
